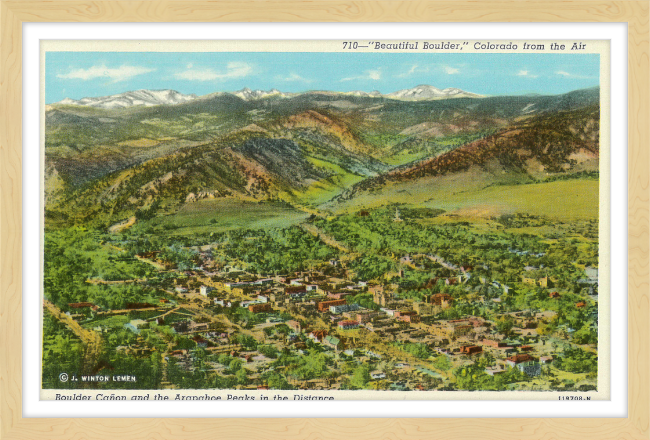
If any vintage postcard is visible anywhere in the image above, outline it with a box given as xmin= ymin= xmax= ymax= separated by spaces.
xmin=40 ymin=39 xmax=609 ymax=401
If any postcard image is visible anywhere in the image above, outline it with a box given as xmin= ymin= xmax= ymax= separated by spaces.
xmin=40 ymin=40 xmax=608 ymax=401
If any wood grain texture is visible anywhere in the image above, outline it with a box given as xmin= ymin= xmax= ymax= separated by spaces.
xmin=0 ymin=1 xmax=648 ymax=439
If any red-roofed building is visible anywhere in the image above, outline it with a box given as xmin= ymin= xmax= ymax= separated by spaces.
xmin=318 ymin=299 xmax=346 ymax=312
xmin=248 ymin=303 xmax=272 ymax=313
xmin=68 ymin=302 xmax=94 ymax=309
xmin=506 ymin=353 xmax=541 ymax=376
xmin=308 ymin=330 xmax=328 ymax=342
xmin=337 ymin=320 xmax=359 ymax=330
xmin=460 ymin=345 xmax=482 ymax=355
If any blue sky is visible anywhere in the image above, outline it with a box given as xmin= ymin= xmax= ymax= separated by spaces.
xmin=45 ymin=52 xmax=600 ymax=103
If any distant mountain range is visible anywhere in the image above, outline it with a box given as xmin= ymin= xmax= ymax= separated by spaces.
xmin=53 ymin=85 xmax=483 ymax=109
xmin=44 ymin=85 xmax=599 ymax=227
xmin=56 ymin=89 xmax=198 ymax=110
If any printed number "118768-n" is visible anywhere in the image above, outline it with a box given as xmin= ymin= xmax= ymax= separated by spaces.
xmin=559 ymin=396 xmax=591 ymax=401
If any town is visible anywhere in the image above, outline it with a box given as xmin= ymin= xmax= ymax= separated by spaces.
xmin=43 ymin=206 xmax=599 ymax=393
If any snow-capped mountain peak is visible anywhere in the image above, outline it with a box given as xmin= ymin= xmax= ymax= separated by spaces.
xmin=55 ymin=89 xmax=197 ymax=109
xmin=231 ymin=88 xmax=292 ymax=101
xmin=386 ymin=85 xmax=482 ymax=100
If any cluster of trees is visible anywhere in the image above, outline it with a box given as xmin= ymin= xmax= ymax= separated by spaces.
xmin=215 ymin=226 xmax=338 ymax=274
xmin=453 ymin=361 xmax=527 ymax=391
xmin=553 ymin=346 xmax=597 ymax=374
xmin=44 ymin=228 xmax=156 ymax=310
xmin=393 ymin=342 xmax=431 ymax=360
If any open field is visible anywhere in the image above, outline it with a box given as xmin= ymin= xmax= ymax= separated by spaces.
xmin=136 ymin=198 xmax=309 ymax=235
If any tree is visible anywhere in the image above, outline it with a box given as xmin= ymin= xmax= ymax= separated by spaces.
xmin=350 ymin=365 xmax=371 ymax=389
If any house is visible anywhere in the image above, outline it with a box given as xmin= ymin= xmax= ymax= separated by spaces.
xmin=549 ymin=291 xmax=560 ymax=298
xmin=539 ymin=356 xmax=553 ymax=364
xmin=199 ymin=286 xmax=214 ymax=297
xmin=481 ymin=339 xmax=508 ymax=348
xmin=355 ymin=312 xmax=379 ymax=324
xmin=175 ymin=287 xmax=188 ymax=294
xmin=460 ymin=345 xmax=483 ymax=355
xmin=397 ymin=311 xmax=420 ymax=323
xmin=323 ymin=335 xmax=341 ymax=350
xmin=287 ymin=320 xmax=302 ymax=333
xmin=124 ymin=319 xmax=148 ymax=334
xmin=370 ymin=372 xmax=386 ymax=380
xmin=505 ymin=354 xmax=541 ymax=376
xmin=285 ymin=285 xmax=307 ymax=297
xmin=576 ymin=301 xmax=586 ymax=308
xmin=214 ymin=299 xmax=231 ymax=307
xmin=308 ymin=330 xmax=328 ymax=343
xmin=192 ymin=335 xmax=208 ymax=348
xmin=337 ymin=320 xmax=359 ymax=330
xmin=521 ymin=276 xmax=537 ymax=285
xmin=538 ymin=276 xmax=551 ymax=288
xmin=327 ymin=291 xmax=355 ymax=300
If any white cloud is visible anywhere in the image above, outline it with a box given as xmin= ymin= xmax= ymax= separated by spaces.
xmin=516 ymin=69 xmax=538 ymax=78
xmin=174 ymin=62 xmax=253 ymax=81
xmin=341 ymin=69 xmax=382 ymax=82
xmin=276 ymin=73 xmax=312 ymax=83
xmin=556 ymin=70 xmax=593 ymax=79
xmin=57 ymin=64 xmax=154 ymax=82
xmin=397 ymin=64 xmax=429 ymax=78
xmin=443 ymin=66 xmax=460 ymax=75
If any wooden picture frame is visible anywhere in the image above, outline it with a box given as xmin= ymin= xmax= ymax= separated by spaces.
xmin=1 ymin=1 xmax=648 ymax=439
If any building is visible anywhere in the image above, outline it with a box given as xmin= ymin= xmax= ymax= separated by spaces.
xmin=323 ymin=335 xmax=341 ymax=350
xmin=285 ymin=285 xmax=307 ymax=297
xmin=430 ymin=293 xmax=453 ymax=308
xmin=355 ymin=311 xmax=379 ymax=324
xmin=481 ymin=339 xmax=508 ymax=348
xmin=200 ymin=286 xmax=214 ymax=297
xmin=287 ymin=320 xmax=302 ymax=333
xmin=330 ymin=303 xmax=360 ymax=314
xmin=396 ymin=311 xmax=420 ymax=323
xmin=192 ymin=335 xmax=208 ymax=348
xmin=248 ymin=303 xmax=272 ymax=313
xmin=485 ymin=366 xmax=506 ymax=376
xmin=308 ymin=330 xmax=328 ymax=343
xmin=124 ymin=319 xmax=148 ymax=334
xmin=370 ymin=285 xmax=391 ymax=307
xmin=539 ymin=356 xmax=553 ymax=364
xmin=505 ymin=354 xmax=541 ymax=376
xmin=318 ymin=299 xmax=346 ymax=312
xmin=413 ymin=302 xmax=435 ymax=315
xmin=337 ymin=320 xmax=360 ymax=330
xmin=460 ymin=345 xmax=483 ymax=355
